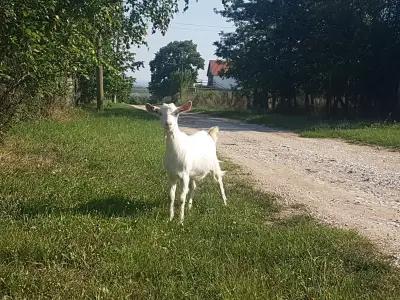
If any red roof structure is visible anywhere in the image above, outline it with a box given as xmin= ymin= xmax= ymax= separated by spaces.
xmin=207 ymin=60 xmax=228 ymax=77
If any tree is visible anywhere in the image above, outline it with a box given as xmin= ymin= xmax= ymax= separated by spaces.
xmin=89 ymin=0 xmax=192 ymax=110
xmin=171 ymin=69 xmax=195 ymax=101
xmin=0 ymin=0 xmax=191 ymax=138
xmin=215 ymin=0 xmax=400 ymax=117
xmin=149 ymin=41 xmax=204 ymax=99
xmin=77 ymin=71 xmax=134 ymax=104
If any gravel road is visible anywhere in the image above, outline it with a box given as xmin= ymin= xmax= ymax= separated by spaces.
xmin=134 ymin=105 xmax=400 ymax=263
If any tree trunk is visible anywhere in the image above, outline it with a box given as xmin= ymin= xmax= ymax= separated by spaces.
xmin=74 ymin=77 xmax=80 ymax=106
xmin=96 ymin=34 xmax=104 ymax=111
xmin=272 ymin=95 xmax=276 ymax=111
xmin=310 ymin=94 xmax=315 ymax=113
xmin=340 ymin=96 xmax=348 ymax=116
xmin=326 ymin=94 xmax=332 ymax=116
xmin=333 ymin=96 xmax=339 ymax=115
xmin=305 ymin=93 xmax=310 ymax=113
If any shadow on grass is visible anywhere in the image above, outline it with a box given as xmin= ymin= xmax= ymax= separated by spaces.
xmin=202 ymin=110 xmax=378 ymax=132
xmin=79 ymin=103 xmax=154 ymax=121
xmin=13 ymin=196 xmax=157 ymax=220
xmin=74 ymin=196 xmax=156 ymax=218
xmin=96 ymin=106 xmax=155 ymax=122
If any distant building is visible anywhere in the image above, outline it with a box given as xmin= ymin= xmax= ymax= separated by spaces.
xmin=207 ymin=60 xmax=237 ymax=90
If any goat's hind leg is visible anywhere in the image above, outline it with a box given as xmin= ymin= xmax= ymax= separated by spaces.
xmin=179 ymin=174 xmax=190 ymax=224
xmin=169 ymin=177 xmax=178 ymax=221
xmin=188 ymin=179 xmax=197 ymax=211
xmin=214 ymin=170 xmax=227 ymax=206
xmin=218 ymin=174 xmax=227 ymax=206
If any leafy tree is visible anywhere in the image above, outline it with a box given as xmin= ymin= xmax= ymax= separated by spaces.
xmin=90 ymin=0 xmax=192 ymax=109
xmin=0 ymin=0 xmax=191 ymax=138
xmin=77 ymin=71 xmax=134 ymax=104
xmin=216 ymin=0 xmax=400 ymax=117
xmin=149 ymin=40 xmax=204 ymax=99
xmin=171 ymin=69 xmax=195 ymax=101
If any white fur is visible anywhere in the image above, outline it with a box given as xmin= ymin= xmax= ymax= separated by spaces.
xmin=146 ymin=102 xmax=227 ymax=223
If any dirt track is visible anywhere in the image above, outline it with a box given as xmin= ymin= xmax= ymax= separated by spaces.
xmin=133 ymin=105 xmax=400 ymax=264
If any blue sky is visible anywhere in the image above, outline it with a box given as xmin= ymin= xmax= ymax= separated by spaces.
xmin=129 ymin=1 xmax=234 ymax=86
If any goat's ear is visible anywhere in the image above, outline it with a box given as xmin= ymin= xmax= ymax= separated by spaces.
xmin=145 ymin=103 xmax=159 ymax=113
xmin=176 ymin=101 xmax=192 ymax=114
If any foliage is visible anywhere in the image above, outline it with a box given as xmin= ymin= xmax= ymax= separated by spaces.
xmin=0 ymin=104 xmax=399 ymax=298
xmin=215 ymin=0 xmax=400 ymax=117
xmin=0 ymin=0 xmax=190 ymax=140
xmin=127 ymin=94 xmax=151 ymax=105
xmin=127 ymin=86 xmax=151 ymax=104
xmin=171 ymin=69 xmax=195 ymax=101
xmin=78 ymin=71 xmax=134 ymax=104
xmin=188 ymin=88 xmax=248 ymax=110
xmin=105 ymin=74 xmax=135 ymax=103
xmin=149 ymin=40 xmax=204 ymax=99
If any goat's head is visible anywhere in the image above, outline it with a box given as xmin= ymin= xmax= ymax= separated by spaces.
xmin=145 ymin=101 xmax=192 ymax=132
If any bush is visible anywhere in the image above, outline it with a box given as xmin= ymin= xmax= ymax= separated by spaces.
xmin=0 ymin=77 xmax=74 ymax=141
xmin=126 ymin=94 xmax=151 ymax=105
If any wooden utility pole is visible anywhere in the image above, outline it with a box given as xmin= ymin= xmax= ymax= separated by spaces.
xmin=96 ymin=34 xmax=104 ymax=110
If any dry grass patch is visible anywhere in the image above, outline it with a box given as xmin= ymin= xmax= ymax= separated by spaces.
xmin=0 ymin=138 xmax=56 ymax=171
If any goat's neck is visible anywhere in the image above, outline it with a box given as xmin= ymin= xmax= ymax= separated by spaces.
xmin=165 ymin=124 xmax=184 ymax=152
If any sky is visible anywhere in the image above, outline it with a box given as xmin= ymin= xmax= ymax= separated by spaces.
xmin=129 ymin=1 xmax=234 ymax=86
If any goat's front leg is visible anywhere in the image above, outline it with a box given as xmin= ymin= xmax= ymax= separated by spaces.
xmin=188 ymin=180 xmax=197 ymax=211
xmin=218 ymin=176 xmax=227 ymax=206
xmin=179 ymin=174 xmax=190 ymax=224
xmin=169 ymin=178 xmax=178 ymax=221
xmin=216 ymin=173 xmax=227 ymax=206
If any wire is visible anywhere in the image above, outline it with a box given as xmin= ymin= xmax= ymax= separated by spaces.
xmin=170 ymin=26 xmax=224 ymax=32
xmin=174 ymin=22 xmax=235 ymax=29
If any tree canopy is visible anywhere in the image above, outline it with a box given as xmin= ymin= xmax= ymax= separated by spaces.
xmin=215 ymin=0 xmax=400 ymax=117
xmin=0 ymin=0 xmax=190 ymax=138
xmin=149 ymin=40 xmax=204 ymax=99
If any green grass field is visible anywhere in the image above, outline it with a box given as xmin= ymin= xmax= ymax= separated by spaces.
xmin=195 ymin=109 xmax=400 ymax=150
xmin=0 ymin=104 xmax=399 ymax=298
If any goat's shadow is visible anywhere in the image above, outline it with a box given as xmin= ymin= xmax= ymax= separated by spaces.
xmin=15 ymin=196 xmax=157 ymax=220
xmin=74 ymin=196 xmax=157 ymax=218
xmin=94 ymin=106 xmax=155 ymax=122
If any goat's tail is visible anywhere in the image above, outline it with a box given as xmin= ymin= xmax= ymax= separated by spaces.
xmin=208 ymin=126 xmax=219 ymax=143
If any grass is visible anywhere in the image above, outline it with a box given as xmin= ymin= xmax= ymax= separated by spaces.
xmin=0 ymin=103 xmax=399 ymax=299
xmin=194 ymin=108 xmax=400 ymax=150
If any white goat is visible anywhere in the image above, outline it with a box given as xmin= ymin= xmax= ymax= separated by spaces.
xmin=145 ymin=101 xmax=227 ymax=223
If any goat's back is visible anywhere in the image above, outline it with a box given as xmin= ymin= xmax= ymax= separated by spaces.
xmin=187 ymin=131 xmax=219 ymax=178
xmin=165 ymin=130 xmax=219 ymax=179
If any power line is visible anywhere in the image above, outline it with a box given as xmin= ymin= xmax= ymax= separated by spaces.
xmin=171 ymin=26 xmax=221 ymax=32
xmin=174 ymin=22 xmax=235 ymax=29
